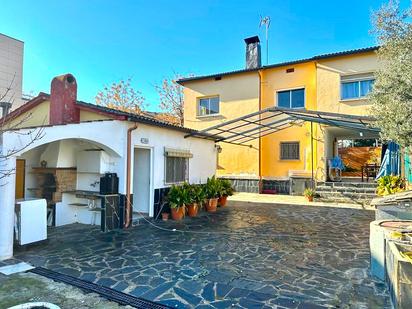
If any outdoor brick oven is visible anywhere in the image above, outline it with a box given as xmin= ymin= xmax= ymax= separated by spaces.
xmin=31 ymin=167 xmax=77 ymax=203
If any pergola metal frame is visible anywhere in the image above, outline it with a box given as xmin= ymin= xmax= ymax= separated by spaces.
xmin=186 ymin=106 xmax=379 ymax=147
xmin=186 ymin=107 xmax=380 ymax=188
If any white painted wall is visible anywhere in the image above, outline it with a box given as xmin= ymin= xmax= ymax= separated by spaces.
xmin=3 ymin=120 xmax=217 ymax=228
xmin=129 ymin=123 xmax=217 ymax=191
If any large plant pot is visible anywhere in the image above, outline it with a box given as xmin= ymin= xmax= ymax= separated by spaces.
xmin=171 ymin=206 xmax=185 ymax=220
xmin=206 ymin=198 xmax=218 ymax=212
xmin=218 ymin=195 xmax=228 ymax=207
xmin=305 ymin=196 xmax=314 ymax=202
xmin=187 ymin=203 xmax=199 ymax=217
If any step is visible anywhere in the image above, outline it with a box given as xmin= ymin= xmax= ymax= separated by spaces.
xmin=315 ymin=185 xmax=377 ymax=194
xmin=317 ymin=191 xmax=376 ymax=201
xmin=317 ymin=181 xmax=377 ymax=189
xmin=316 ymin=196 xmax=371 ymax=205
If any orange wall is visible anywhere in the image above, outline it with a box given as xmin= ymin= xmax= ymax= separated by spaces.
xmin=260 ymin=62 xmax=319 ymax=178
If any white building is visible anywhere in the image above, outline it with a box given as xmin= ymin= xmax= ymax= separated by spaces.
xmin=0 ymin=33 xmax=24 ymax=110
xmin=0 ymin=74 xmax=217 ymax=260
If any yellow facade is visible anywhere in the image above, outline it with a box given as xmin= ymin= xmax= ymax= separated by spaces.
xmin=182 ymin=50 xmax=378 ymax=180
xmin=7 ymin=99 xmax=114 ymax=129
xmin=8 ymin=100 xmax=50 ymax=129
xmin=183 ymin=72 xmax=260 ymax=177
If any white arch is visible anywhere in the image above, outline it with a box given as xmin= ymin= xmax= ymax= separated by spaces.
xmin=3 ymin=120 xmax=126 ymax=158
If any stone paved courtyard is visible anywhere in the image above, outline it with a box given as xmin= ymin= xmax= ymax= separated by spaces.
xmin=12 ymin=202 xmax=391 ymax=308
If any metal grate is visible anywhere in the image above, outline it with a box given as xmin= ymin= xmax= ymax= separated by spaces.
xmin=29 ymin=267 xmax=171 ymax=309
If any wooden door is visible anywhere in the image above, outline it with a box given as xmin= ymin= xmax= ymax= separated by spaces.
xmin=15 ymin=159 xmax=25 ymax=199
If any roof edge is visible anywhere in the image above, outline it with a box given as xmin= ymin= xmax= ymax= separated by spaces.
xmin=177 ymin=46 xmax=379 ymax=84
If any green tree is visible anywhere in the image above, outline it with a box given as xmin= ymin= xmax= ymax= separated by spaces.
xmin=369 ymin=1 xmax=412 ymax=147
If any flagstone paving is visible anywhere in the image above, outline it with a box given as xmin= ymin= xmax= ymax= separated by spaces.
xmin=13 ymin=202 xmax=391 ymax=308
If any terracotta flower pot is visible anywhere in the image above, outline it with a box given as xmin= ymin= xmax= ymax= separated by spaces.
xmin=161 ymin=212 xmax=170 ymax=221
xmin=218 ymin=195 xmax=228 ymax=207
xmin=187 ymin=203 xmax=199 ymax=217
xmin=305 ymin=196 xmax=314 ymax=202
xmin=206 ymin=198 xmax=218 ymax=212
xmin=171 ymin=206 xmax=185 ymax=220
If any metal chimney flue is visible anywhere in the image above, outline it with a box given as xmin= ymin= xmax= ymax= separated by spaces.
xmin=244 ymin=36 xmax=261 ymax=70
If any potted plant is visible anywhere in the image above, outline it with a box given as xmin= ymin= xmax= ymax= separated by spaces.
xmin=205 ymin=176 xmax=221 ymax=212
xmin=167 ymin=185 xmax=187 ymax=220
xmin=377 ymin=175 xmax=406 ymax=196
xmin=185 ymin=183 xmax=199 ymax=217
xmin=303 ymin=188 xmax=315 ymax=202
xmin=218 ymin=178 xmax=234 ymax=207
xmin=199 ymin=184 xmax=208 ymax=211
xmin=161 ymin=212 xmax=170 ymax=221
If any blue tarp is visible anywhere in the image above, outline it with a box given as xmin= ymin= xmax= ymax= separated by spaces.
xmin=329 ymin=156 xmax=345 ymax=170
xmin=376 ymin=141 xmax=401 ymax=179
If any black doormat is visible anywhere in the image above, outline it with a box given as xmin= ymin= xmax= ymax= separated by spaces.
xmin=29 ymin=267 xmax=171 ymax=309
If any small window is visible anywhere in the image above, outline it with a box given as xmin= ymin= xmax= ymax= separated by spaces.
xmin=164 ymin=148 xmax=192 ymax=184
xmin=341 ymin=74 xmax=375 ymax=100
xmin=165 ymin=157 xmax=188 ymax=184
xmin=277 ymin=88 xmax=305 ymax=109
xmin=198 ymin=96 xmax=219 ymax=116
xmin=280 ymin=142 xmax=300 ymax=160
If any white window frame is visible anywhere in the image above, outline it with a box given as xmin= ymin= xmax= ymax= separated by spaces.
xmin=197 ymin=96 xmax=220 ymax=117
xmin=275 ymin=87 xmax=305 ymax=109
xmin=280 ymin=141 xmax=300 ymax=161
xmin=340 ymin=73 xmax=375 ymax=101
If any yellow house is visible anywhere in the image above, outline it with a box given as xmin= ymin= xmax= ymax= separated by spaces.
xmin=179 ymin=36 xmax=380 ymax=193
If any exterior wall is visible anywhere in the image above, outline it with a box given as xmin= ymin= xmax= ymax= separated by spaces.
xmin=7 ymin=100 xmax=114 ymax=129
xmin=260 ymin=62 xmax=318 ymax=178
xmin=183 ymin=72 xmax=259 ymax=177
xmin=316 ymin=51 xmax=378 ymax=115
xmin=0 ymin=33 xmax=24 ymax=109
xmin=130 ymin=123 xmax=216 ymax=191
xmin=182 ymin=51 xmax=379 ymax=182
xmin=8 ymin=100 xmax=50 ymax=128
xmin=4 ymin=119 xmax=216 ymax=218
xmin=80 ymin=110 xmax=112 ymax=121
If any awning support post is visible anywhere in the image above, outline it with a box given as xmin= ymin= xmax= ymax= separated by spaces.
xmin=311 ymin=121 xmax=315 ymax=189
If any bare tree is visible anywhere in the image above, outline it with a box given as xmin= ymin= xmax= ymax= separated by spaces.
xmin=95 ymin=78 xmax=147 ymax=114
xmin=155 ymin=74 xmax=185 ymax=126
xmin=0 ymin=77 xmax=44 ymax=183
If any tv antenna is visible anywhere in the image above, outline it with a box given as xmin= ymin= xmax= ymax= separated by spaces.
xmin=259 ymin=15 xmax=271 ymax=65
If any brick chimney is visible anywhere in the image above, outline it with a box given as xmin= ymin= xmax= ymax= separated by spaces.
xmin=244 ymin=36 xmax=261 ymax=70
xmin=49 ymin=74 xmax=79 ymax=125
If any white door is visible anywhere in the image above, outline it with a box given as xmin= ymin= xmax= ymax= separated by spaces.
xmin=133 ymin=148 xmax=151 ymax=214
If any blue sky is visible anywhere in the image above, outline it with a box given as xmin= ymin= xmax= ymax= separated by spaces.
xmin=0 ymin=0 xmax=395 ymax=110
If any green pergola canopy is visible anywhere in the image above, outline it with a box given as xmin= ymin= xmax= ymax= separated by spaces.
xmin=185 ymin=107 xmax=379 ymax=146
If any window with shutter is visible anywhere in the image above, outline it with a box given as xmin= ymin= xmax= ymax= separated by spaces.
xmin=280 ymin=142 xmax=300 ymax=160
xmin=164 ymin=148 xmax=191 ymax=184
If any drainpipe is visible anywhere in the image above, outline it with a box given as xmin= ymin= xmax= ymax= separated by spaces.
xmin=258 ymin=70 xmax=263 ymax=193
xmin=125 ymin=123 xmax=138 ymax=228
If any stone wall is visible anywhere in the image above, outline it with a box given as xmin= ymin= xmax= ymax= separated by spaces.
xmin=220 ymin=178 xmax=291 ymax=194
xmin=221 ymin=178 xmax=260 ymax=193
xmin=386 ymin=241 xmax=412 ymax=308
xmin=263 ymin=179 xmax=290 ymax=194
